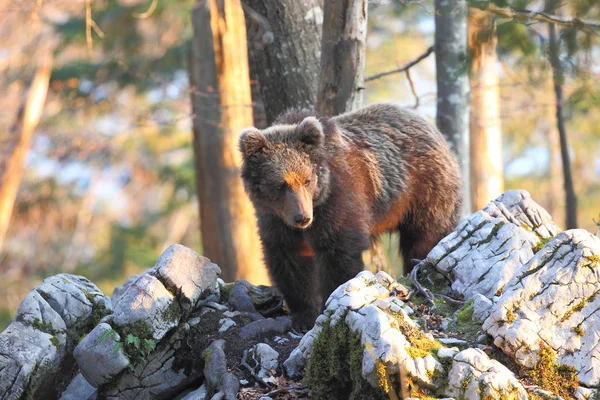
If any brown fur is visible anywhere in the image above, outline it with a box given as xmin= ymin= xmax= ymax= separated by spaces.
xmin=239 ymin=103 xmax=462 ymax=331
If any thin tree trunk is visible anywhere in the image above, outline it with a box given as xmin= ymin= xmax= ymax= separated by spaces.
xmin=546 ymin=115 xmax=562 ymax=223
xmin=190 ymin=0 xmax=269 ymax=284
xmin=435 ymin=0 xmax=471 ymax=217
xmin=316 ymin=0 xmax=367 ymax=116
xmin=0 ymin=54 xmax=53 ymax=252
xmin=467 ymin=7 xmax=503 ymax=211
xmin=243 ymin=0 xmax=323 ymax=124
xmin=547 ymin=21 xmax=577 ymax=229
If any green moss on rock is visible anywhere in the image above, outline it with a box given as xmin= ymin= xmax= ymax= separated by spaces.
xmin=219 ymin=282 xmax=235 ymax=303
xmin=306 ymin=317 xmax=387 ymax=400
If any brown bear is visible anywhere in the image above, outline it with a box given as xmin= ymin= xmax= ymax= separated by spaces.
xmin=239 ymin=103 xmax=462 ymax=331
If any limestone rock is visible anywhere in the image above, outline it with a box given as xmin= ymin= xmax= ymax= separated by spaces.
xmin=483 ymin=229 xmax=600 ymax=387
xmin=472 ymin=293 xmax=494 ymax=322
xmin=59 ymin=373 xmax=95 ymax=400
xmin=178 ymin=384 xmax=207 ymax=400
xmin=419 ymin=190 xmax=560 ymax=300
xmin=111 ymin=274 xmax=178 ymax=341
xmin=74 ymin=323 xmax=130 ymax=388
xmin=154 ymin=244 xmax=221 ymax=309
xmin=252 ymin=343 xmax=279 ymax=378
xmin=74 ymin=245 xmax=221 ymax=398
xmin=0 ymin=274 xmax=110 ymax=400
xmin=284 ymin=271 xmax=442 ymax=391
xmin=111 ymin=273 xmax=142 ymax=307
xmin=446 ymin=348 xmax=527 ymax=400
xmin=98 ymin=323 xmax=200 ymax=399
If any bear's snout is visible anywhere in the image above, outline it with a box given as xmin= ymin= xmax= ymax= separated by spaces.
xmin=294 ymin=214 xmax=312 ymax=228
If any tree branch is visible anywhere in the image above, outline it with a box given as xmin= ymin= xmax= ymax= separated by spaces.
xmin=469 ymin=2 xmax=600 ymax=37
xmin=364 ymin=45 xmax=434 ymax=82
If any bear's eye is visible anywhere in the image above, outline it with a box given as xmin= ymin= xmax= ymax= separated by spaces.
xmin=279 ymin=182 xmax=288 ymax=191
xmin=304 ymin=180 xmax=311 ymax=186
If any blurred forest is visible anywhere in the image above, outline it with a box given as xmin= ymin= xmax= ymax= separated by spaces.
xmin=0 ymin=0 xmax=599 ymax=331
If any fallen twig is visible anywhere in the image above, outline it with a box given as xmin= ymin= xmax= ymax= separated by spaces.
xmin=264 ymin=385 xmax=310 ymax=396
xmin=241 ymin=349 xmax=270 ymax=388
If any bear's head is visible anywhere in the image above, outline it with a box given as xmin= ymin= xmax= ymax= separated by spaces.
xmin=238 ymin=116 xmax=331 ymax=229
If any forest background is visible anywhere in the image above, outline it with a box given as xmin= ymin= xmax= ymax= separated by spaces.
xmin=0 ymin=0 xmax=598 ymax=331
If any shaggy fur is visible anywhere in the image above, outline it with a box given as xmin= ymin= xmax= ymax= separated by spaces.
xmin=239 ymin=103 xmax=462 ymax=331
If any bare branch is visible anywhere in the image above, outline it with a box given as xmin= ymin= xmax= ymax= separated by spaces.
xmin=405 ymin=69 xmax=419 ymax=108
xmin=133 ymin=0 xmax=158 ymax=19
xmin=469 ymin=1 xmax=600 ymax=37
xmin=364 ymin=45 xmax=434 ymax=82
xmin=85 ymin=0 xmax=104 ymax=54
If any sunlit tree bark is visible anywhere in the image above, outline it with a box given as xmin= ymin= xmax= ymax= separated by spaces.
xmin=0 ymin=54 xmax=53 ymax=252
xmin=468 ymin=7 xmax=503 ymax=211
xmin=190 ymin=0 xmax=269 ymax=284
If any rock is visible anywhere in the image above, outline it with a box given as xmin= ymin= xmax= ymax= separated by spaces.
xmin=228 ymin=280 xmax=260 ymax=313
xmin=178 ymin=384 xmax=207 ymax=400
xmin=438 ymin=347 xmax=459 ymax=359
xmin=59 ymin=373 xmax=95 ymax=400
xmin=240 ymin=316 xmax=292 ymax=340
xmin=98 ymin=322 xmax=202 ymax=399
xmin=252 ymin=343 xmax=279 ymax=378
xmin=74 ymin=245 xmax=220 ymax=399
xmin=111 ymin=273 xmax=142 ymax=307
xmin=112 ymin=274 xmax=178 ymax=341
xmin=438 ymin=338 xmax=467 ymax=345
xmin=203 ymin=339 xmax=239 ymax=400
xmin=576 ymin=386 xmax=598 ymax=400
xmin=446 ymin=348 xmax=527 ymax=400
xmin=419 ymin=190 xmax=560 ymax=300
xmin=0 ymin=274 xmax=110 ymax=400
xmin=219 ymin=318 xmax=236 ymax=333
xmin=154 ymin=244 xmax=221 ymax=310
xmin=483 ymin=229 xmax=600 ymax=387
xmin=472 ymin=293 xmax=494 ymax=321
xmin=73 ymin=322 xmax=130 ymax=387
xmin=284 ymin=270 xmax=444 ymax=396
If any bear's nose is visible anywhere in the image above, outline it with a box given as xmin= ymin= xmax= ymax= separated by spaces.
xmin=294 ymin=214 xmax=311 ymax=226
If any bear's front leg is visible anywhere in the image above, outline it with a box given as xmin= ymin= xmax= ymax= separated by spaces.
xmin=257 ymin=214 xmax=321 ymax=332
xmin=311 ymin=228 xmax=371 ymax=309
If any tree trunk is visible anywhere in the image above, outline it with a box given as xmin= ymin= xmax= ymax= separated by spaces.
xmin=0 ymin=54 xmax=53 ymax=252
xmin=435 ymin=0 xmax=471 ymax=217
xmin=316 ymin=0 xmax=367 ymax=116
xmin=190 ymin=0 xmax=269 ymax=284
xmin=243 ymin=0 xmax=323 ymax=124
xmin=315 ymin=0 xmax=393 ymax=275
xmin=467 ymin=7 xmax=503 ymax=211
xmin=546 ymin=114 xmax=562 ymax=224
xmin=547 ymin=20 xmax=577 ymax=229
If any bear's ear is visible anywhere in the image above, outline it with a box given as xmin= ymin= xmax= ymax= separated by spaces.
xmin=239 ymin=128 xmax=268 ymax=157
xmin=297 ymin=117 xmax=324 ymax=146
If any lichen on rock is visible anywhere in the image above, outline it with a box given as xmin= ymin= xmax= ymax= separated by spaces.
xmin=446 ymin=348 xmax=527 ymax=400
xmin=483 ymin=229 xmax=600 ymax=388
xmin=418 ymin=190 xmax=560 ymax=300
